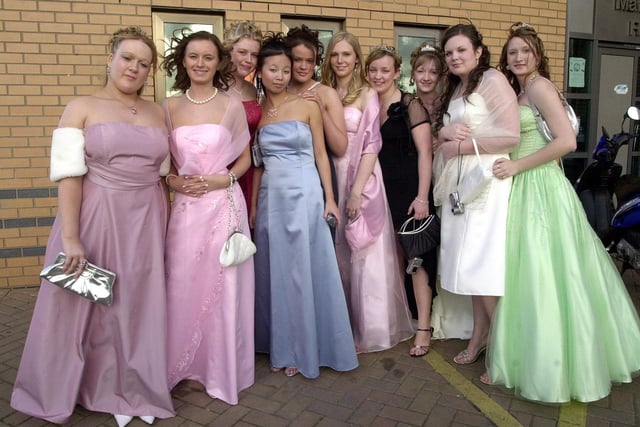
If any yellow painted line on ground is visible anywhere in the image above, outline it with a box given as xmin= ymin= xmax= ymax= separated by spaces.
xmin=423 ymin=348 xmax=587 ymax=427
xmin=424 ymin=349 xmax=523 ymax=427
xmin=558 ymin=401 xmax=587 ymax=426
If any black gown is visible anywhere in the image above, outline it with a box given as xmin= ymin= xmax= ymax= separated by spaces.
xmin=378 ymin=92 xmax=437 ymax=317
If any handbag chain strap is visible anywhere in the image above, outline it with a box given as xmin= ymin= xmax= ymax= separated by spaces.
xmin=226 ymin=172 xmax=241 ymax=236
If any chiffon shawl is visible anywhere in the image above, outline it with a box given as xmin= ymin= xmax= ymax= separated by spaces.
xmin=433 ymin=69 xmax=520 ymax=206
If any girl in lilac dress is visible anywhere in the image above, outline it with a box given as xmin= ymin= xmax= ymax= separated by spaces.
xmin=224 ymin=21 xmax=263 ymax=210
xmin=162 ymin=31 xmax=253 ymax=405
xmin=11 ymin=27 xmax=175 ymax=427
xmin=321 ymin=32 xmax=414 ymax=353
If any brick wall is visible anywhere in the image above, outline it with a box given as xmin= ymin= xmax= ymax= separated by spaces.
xmin=0 ymin=0 xmax=568 ymax=287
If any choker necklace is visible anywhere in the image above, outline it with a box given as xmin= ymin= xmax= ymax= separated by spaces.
xmin=186 ymin=87 xmax=219 ymax=104
xmin=266 ymin=95 xmax=290 ymax=119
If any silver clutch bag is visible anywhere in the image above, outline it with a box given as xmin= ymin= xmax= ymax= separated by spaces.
xmin=40 ymin=252 xmax=115 ymax=306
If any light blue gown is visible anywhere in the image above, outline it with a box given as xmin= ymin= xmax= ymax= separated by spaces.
xmin=254 ymin=120 xmax=358 ymax=378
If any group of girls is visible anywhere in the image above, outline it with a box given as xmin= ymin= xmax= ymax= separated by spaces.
xmin=10 ymin=18 xmax=640 ymax=427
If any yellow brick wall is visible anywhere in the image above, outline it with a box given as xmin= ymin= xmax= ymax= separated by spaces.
xmin=0 ymin=0 xmax=568 ymax=287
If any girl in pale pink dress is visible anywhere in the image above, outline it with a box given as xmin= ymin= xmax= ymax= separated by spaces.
xmin=161 ymin=30 xmax=253 ymax=405
xmin=224 ymin=21 xmax=263 ymax=210
xmin=321 ymin=32 xmax=414 ymax=353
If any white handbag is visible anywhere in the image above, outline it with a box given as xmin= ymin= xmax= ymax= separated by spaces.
xmin=457 ymin=138 xmax=493 ymax=204
xmin=219 ymin=185 xmax=256 ymax=267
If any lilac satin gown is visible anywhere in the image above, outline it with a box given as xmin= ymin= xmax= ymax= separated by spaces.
xmin=11 ymin=123 xmax=175 ymax=423
xmin=164 ymin=96 xmax=254 ymax=405
xmin=333 ymin=101 xmax=414 ymax=353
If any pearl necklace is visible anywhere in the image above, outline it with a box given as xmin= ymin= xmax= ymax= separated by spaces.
xmin=185 ymin=87 xmax=219 ymax=104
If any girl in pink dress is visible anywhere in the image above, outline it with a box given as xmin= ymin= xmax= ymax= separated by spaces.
xmin=11 ymin=27 xmax=175 ymax=427
xmin=162 ymin=30 xmax=254 ymax=405
xmin=224 ymin=21 xmax=263 ymax=211
xmin=321 ymin=32 xmax=414 ymax=353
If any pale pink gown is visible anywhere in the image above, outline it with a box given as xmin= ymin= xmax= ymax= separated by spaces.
xmin=333 ymin=99 xmax=414 ymax=353
xmin=164 ymin=95 xmax=254 ymax=405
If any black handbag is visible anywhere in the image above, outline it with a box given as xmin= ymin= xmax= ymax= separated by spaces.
xmin=397 ymin=214 xmax=441 ymax=259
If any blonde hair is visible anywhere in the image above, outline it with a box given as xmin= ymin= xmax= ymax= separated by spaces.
xmin=320 ymin=32 xmax=366 ymax=105
xmin=365 ymin=45 xmax=402 ymax=73
xmin=223 ymin=21 xmax=263 ymax=50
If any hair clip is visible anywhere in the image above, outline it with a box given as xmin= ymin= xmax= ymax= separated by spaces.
xmin=375 ymin=45 xmax=396 ymax=54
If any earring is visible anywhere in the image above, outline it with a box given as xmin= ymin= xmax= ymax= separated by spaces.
xmin=505 ymin=65 xmax=510 ymax=71
xmin=409 ymin=77 xmax=415 ymax=85
xmin=106 ymin=65 xmax=111 ymax=76
xmin=256 ymin=77 xmax=265 ymax=104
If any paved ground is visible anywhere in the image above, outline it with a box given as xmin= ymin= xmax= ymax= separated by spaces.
xmin=1 ymin=269 xmax=639 ymax=427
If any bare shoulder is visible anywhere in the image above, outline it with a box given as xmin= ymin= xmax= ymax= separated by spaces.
xmin=141 ymin=98 xmax=165 ymax=122
xmin=58 ymin=96 xmax=94 ymax=128
xmin=528 ymin=76 xmax=560 ymax=105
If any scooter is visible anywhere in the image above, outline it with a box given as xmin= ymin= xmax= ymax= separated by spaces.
xmin=575 ymin=106 xmax=640 ymax=271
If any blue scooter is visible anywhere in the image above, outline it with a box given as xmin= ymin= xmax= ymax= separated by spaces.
xmin=575 ymin=106 xmax=640 ymax=271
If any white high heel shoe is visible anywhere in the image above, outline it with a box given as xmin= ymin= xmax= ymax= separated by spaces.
xmin=114 ymin=414 xmax=133 ymax=427
xmin=139 ymin=416 xmax=155 ymax=424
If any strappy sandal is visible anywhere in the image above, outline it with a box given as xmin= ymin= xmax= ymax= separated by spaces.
xmin=479 ymin=372 xmax=494 ymax=385
xmin=284 ymin=367 xmax=299 ymax=377
xmin=409 ymin=326 xmax=434 ymax=357
xmin=453 ymin=345 xmax=486 ymax=365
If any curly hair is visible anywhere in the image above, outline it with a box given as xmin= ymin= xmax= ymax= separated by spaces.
xmin=107 ymin=26 xmax=158 ymax=95
xmin=223 ymin=20 xmax=263 ymax=51
xmin=285 ymin=24 xmax=324 ymax=67
xmin=434 ymin=24 xmax=491 ymax=132
xmin=497 ymin=22 xmax=550 ymax=94
xmin=160 ymin=29 xmax=234 ymax=93
xmin=320 ymin=32 xmax=366 ymax=106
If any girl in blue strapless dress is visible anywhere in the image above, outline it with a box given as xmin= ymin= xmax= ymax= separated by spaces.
xmin=251 ymin=33 xmax=358 ymax=379
xmin=484 ymin=23 xmax=640 ymax=403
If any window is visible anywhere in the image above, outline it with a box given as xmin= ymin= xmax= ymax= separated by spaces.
xmin=152 ymin=11 xmax=224 ymax=101
xmin=395 ymin=26 xmax=443 ymax=92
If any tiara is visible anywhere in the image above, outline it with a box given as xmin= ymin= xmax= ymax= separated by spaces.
xmin=375 ymin=45 xmax=396 ymax=54
xmin=516 ymin=22 xmax=533 ymax=29
xmin=420 ymin=45 xmax=436 ymax=53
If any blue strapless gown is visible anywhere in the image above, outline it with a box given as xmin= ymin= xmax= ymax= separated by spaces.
xmin=254 ymin=121 xmax=358 ymax=378
xmin=486 ymin=107 xmax=640 ymax=403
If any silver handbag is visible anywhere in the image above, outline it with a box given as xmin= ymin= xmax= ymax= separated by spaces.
xmin=530 ymin=88 xmax=579 ymax=142
xmin=457 ymin=138 xmax=494 ymax=204
xmin=40 ymin=253 xmax=115 ymax=306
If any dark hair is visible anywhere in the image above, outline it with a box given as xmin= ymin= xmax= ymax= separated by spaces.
xmin=498 ymin=22 xmax=550 ymax=94
xmin=107 ymin=26 xmax=158 ymax=95
xmin=435 ymin=24 xmax=491 ymax=132
xmin=285 ymin=24 xmax=324 ymax=67
xmin=160 ymin=29 xmax=234 ymax=93
xmin=256 ymin=32 xmax=292 ymax=99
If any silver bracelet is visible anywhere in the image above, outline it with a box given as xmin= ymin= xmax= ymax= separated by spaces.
xmin=165 ymin=174 xmax=178 ymax=186
xmin=414 ymin=196 xmax=427 ymax=204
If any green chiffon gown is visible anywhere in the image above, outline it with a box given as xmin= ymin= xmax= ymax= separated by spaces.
xmin=485 ymin=106 xmax=640 ymax=403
